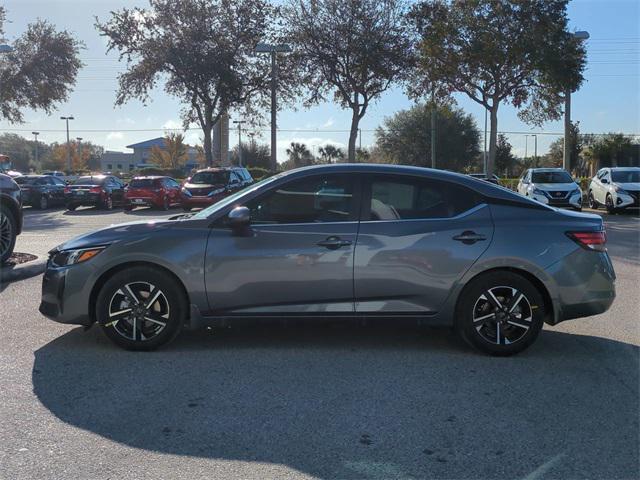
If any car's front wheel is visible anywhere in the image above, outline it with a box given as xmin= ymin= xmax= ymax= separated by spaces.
xmin=605 ymin=194 xmax=617 ymax=214
xmin=96 ymin=266 xmax=187 ymax=350
xmin=454 ymin=271 xmax=545 ymax=356
xmin=588 ymin=190 xmax=598 ymax=209
xmin=38 ymin=195 xmax=49 ymax=210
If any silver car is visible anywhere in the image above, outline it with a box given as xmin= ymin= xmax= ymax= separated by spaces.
xmin=40 ymin=164 xmax=615 ymax=355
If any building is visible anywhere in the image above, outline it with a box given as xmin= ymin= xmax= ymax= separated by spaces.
xmin=100 ymin=137 xmax=201 ymax=173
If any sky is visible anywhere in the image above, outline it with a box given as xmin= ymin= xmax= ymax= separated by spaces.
xmin=0 ymin=0 xmax=639 ymax=163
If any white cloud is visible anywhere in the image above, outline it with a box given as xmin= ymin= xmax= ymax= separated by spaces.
xmin=162 ymin=119 xmax=182 ymax=130
xmin=106 ymin=131 xmax=125 ymax=141
xmin=322 ymin=118 xmax=334 ymax=128
xmin=117 ymin=117 xmax=136 ymax=125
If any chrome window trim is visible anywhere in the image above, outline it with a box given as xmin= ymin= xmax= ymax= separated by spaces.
xmin=358 ymin=202 xmax=488 ymax=224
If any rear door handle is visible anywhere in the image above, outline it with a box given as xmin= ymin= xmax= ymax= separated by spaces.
xmin=317 ymin=236 xmax=352 ymax=250
xmin=453 ymin=231 xmax=486 ymax=244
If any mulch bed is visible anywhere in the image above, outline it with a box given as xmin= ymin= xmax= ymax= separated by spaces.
xmin=2 ymin=252 xmax=39 ymax=267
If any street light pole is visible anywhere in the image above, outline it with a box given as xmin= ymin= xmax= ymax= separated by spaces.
xmin=60 ymin=116 xmax=74 ymax=172
xmin=32 ymin=131 xmax=40 ymax=171
xmin=563 ymin=30 xmax=589 ymax=172
xmin=256 ymin=43 xmax=291 ymax=173
xmin=76 ymin=137 xmax=83 ymax=168
xmin=232 ymin=120 xmax=245 ymax=167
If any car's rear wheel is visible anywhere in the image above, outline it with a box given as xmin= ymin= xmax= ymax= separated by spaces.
xmin=588 ymin=191 xmax=598 ymax=209
xmin=102 ymin=195 xmax=114 ymax=210
xmin=454 ymin=271 xmax=545 ymax=356
xmin=182 ymin=206 xmax=191 ymax=212
xmin=162 ymin=195 xmax=170 ymax=211
xmin=0 ymin=205 xmax=17 ymax=264
xmin=39 ymin=195 xmax=49 ymax=210
xmin=66 ymin=203 xmax=77 ymax=211
xmin=97 ymin=266 xmax=186 ymax=351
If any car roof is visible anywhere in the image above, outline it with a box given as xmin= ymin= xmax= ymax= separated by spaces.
xmin=609 ymin=167 xmax=640 ymax=171
xmin=132 ymin=175 xmax=164 ymax=179
xmin=529 ymin=168 xmax=568 ymax=172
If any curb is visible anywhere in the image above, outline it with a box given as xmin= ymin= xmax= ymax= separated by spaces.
xmin=0 ymin=257 xmax=47 ymax=284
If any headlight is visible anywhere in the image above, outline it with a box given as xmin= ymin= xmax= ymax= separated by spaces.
xmin=613 ymin=184 xmax=628 ymax=194
xmin=571 ymin=188 xmax=582 ymax=196
xmin=181 ymin=187 xmax=192 ymax=196
xmin=51 ymin=246 xmax=106 ymax=267
xmin=207 ymin=188 xmax=225 ymax=197
xmin=533 ymin=188 xmax=545 ymax=195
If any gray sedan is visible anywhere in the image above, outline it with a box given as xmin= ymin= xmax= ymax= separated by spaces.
xmin=39 ymin=164 xmax=615 ymax=355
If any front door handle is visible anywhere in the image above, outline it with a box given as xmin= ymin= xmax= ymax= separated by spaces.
xmin=453 ymin=231 xmax=486 ymax=245
xmin=317 ymin=236 xmax=352 ymax=250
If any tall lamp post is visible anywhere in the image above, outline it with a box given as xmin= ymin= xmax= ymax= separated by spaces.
xmin=255 ymin=42 xmax=291 ymax=173
xmin=60 ymin=116 xmax=74 ymax=172
xmin=563 ymin=30 xmax=589 ymax=172
xmin=232 ymin=120 xmax=246 ymax=167
xmin=32 ymin=131 xmax=40 ymax=171
xmin=525 ymin=134 xmax=538 ymax=167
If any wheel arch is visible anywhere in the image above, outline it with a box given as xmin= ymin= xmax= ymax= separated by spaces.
xmin=0 ymin=194 xmax=22 ymax=234
xmin=456 ymin=267 xmax=555 ymax=325
xmin=89 ymin=261 xmax=191 ymax=325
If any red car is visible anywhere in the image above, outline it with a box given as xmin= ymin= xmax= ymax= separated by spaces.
xmin=124 ymin=176 xmax=181 ymax=211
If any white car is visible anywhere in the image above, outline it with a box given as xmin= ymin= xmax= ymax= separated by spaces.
xmin=517 ymin=168 xmax=582 ymax=211
xmin=588 ymin=167 xmax=640 ymax=213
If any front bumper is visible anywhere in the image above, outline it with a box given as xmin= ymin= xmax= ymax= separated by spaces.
xmin=39 ymin=260 xmax=93 ymax=326
xmin=180 ymin=195 xmax=222 ymax=208
xmin=532 ymin=192 xmax=582 ymax=209
xmin=614 ymin=191 xmax=639 ymax=209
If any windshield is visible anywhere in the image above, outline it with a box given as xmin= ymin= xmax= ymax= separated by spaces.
xmin=14 ymin=176 xmax=39 ymax=185
xmin=189 ymin=171 xmax=229 ymax=185
xmin=531 ymin=171 xmax=573 ymax=184
xmin=73 ymin=176 xmax=105 ymax=185
xmin=191 ymin=173 xmax=284 ymax=220
xmin=130 ymin=178 xmax=158 ymax=188
xmin=612 ymin=170 xmax=640 ymax=183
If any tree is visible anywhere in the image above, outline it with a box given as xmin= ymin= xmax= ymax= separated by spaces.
xmin=494 ymin=134 xmax=518 ymax=177
xmin=283 ymin=142 xmax=315 ymax=170
xmin=411 ymin=0 xmax=586 ymax=176
xmin=318 ymin=145 xmax=345 ymax=164
xmin=547 ymin=122 xmax=583 ymax=171
xmin=149 ymin=133 xmax=189 ymax=169
xmin=230 ymin=139 xmax=271 ymax=169
xmin=0 ymin=6 xmax=83 ymax=123
xmin=96 ymin=0 xmax=277 ymax=166
xmin=374 ymin=102 xmax=480 ymax=172
xmin=588 ymin=134 xmax=636 ymax=169
xmin=0 ymin=133 xmax=35 ymax=171
xmin=284 ymin=0 xmax=413 ymax=162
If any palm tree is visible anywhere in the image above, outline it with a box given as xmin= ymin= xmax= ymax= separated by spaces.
xmin=318 ymin=145 xmax=344 ymax=164
xmin=285 ymin=142 xmax=315 ymax=168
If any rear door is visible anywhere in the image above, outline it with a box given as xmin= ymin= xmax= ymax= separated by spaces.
xmin=204 ymin=173 xmax=359 ymax=314
xmin=354 ymin=174 xmax=493 ymax=314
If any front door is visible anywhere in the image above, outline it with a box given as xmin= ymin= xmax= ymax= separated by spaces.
xmin=204 ymin=173 xmax=359 ymax=314
xmin=354 ymin=174 xmax=493 ymax=314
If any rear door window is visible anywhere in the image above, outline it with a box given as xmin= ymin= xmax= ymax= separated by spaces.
xmin=366 ymin=175 xmax=480 ymax=220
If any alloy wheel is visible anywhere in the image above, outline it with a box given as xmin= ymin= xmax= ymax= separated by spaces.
xmin=105 ymin=282 xmax=170 ymax=342
xmin=0 ymin=211 xmax=13 ymax=259
xmin=472 ymin=286 xmax=533 ymax=345
xmin=106 ymin=196 xmax=113 ymax=210
xmin=588 ymin=191 xmax=597 ymax=209
xmin=40 ymin=195 xmax=48 ymax=209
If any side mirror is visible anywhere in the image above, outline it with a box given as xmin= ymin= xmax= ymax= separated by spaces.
xmin=228 ymin=206 xmax=250 ymax=228
xmin=602 ymin=178 xmax=609 ymax=184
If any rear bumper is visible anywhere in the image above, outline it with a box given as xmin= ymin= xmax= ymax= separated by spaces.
xmin=125 ymin=195 xmax=162 ymax=207
xmin=545 ymin=248 xmax=616 ymax=325
xmin=65 ymin=192 xmax=102 ymax=206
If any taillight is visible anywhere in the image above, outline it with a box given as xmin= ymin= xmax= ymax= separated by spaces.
xmin=90 ymin=186 xmax=102 ymax=193
xmin=64 ymin=187 xmax=70 ymax=194
xmin=566 ymin=231 xmax=607 ymax=252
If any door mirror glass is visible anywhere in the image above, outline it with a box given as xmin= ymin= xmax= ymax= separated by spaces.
xmin=602 ymin=178 xmax=609 ymax=184
xmin=228 ymin=206 xmax=250 ymax=227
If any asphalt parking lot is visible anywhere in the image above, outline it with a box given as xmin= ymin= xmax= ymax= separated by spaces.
xmin=0 ymin=206 xmax=638 ymax=479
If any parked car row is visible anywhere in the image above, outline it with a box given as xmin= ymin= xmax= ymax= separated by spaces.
xmin=515 ymin=166 xmax=639 ymax=213
xmin=8 ymin=167 xmax=255 ymax=212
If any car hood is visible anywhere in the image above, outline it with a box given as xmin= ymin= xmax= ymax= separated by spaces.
xmin=616 ymin=182 xmax=640 ymax=191
xmin=53 ymin=218 xmax=175 ymax=252
xmin=532 ymin=182 xmax=579 ymax=191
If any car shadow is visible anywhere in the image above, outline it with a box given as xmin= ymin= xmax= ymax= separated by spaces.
xmin=33 ymin=325 xmax=638 ymax=479
xmin=62 ymin=206 xmax=125 ymax=216
xmin=124 ymin=206 xmax=182 ymax=216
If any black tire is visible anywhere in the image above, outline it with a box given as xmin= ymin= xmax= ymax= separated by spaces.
xmin=162 ymin=196 xmax=169 ymax=211
xmin=573 ymin=206 xmax=582 ymax=212
xmin=454 ymin=271 xmax=545 ymax=356
xmin=182 ymin=206 xmax=192 ymax=212
xmin=0 ymin=205 xmax=17 ymax=264
xmin=605 ymin=194 xmax=616 ymax=214
xmin=96 ymin=266 xmax=187 ymax=351
xmin=588 ymin=191 xmax=598 ymax=209
xmin=124 ymin=205 xmax=133 ymax=212
xmin=38 ymin=195 xmax=49 ymax=210
xmin=66 ymin=203 xmax=77 ymax=211
xmin=102 ymin=195 xmax=114 ymax=210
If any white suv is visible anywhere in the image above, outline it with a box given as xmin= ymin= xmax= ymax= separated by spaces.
xmin=588 ymin=167 xmax=640 ymax=213
xmin=517 ymin=168 xmax=582 ymax=211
